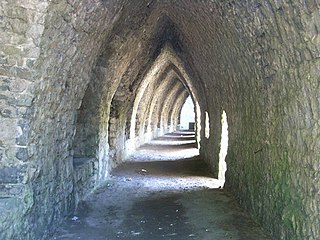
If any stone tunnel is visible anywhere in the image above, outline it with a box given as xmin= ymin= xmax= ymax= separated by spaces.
xmin=0 ymin=0 xmax=319 ymax=239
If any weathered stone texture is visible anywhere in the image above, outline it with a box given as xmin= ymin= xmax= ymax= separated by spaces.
xmin=73 ymin=157 xmax=98 ymax=204
xmin=0 ymin=1 xmax=49 ymax=238
xmin=1 ymin=0 xmax=319 ymax=239
xmin=191 ymin=1 xmax=320 ymax=239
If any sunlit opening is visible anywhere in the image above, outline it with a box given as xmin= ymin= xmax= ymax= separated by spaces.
xmin=218 ymin=110 xmax=228 ymax=184
xmin=205 ymin=111 xmax=210 ymax=139
xmin=179 ymin=96 xmax=195 ymax=131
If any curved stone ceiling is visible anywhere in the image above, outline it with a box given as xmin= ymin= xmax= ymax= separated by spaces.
xmin=1 ymin=1 xmax=319 ymax=239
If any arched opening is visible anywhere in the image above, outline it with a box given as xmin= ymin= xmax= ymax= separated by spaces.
xmin=218 ymin=110 xmax=228 ymax=184
xmin=108 ymin=97 xmax=126 ymax=167
xmin=72 ymin=84 xmax=99 ymax=159
xmin=205 ymin=111 xmax=210 ymax=139
xmin=179 ymin=95 xmax=195 ymax=131
xmin=71 ymin=79 xmax=102 ymax=203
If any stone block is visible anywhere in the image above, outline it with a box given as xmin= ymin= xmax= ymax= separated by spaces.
xmin=0 ymin=165 xmax=26 ymax=183
xmin=0 ymin=118 xmax=18 ymax=144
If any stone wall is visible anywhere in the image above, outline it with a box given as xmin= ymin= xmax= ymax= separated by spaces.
xmin=229 ymin=1 xmax=320 ymax=234
xmin=183 ymin=1 xmax=319 ymax=239
xmin=0 ymin=1 xmax=50 ymax=238
xmin=1 ymin=0 xmax=122 ymax=238
xmin=73 ymin=157 xmax=98 ymax=204
xmin=224 ymin=2 xmax=320 ymax=239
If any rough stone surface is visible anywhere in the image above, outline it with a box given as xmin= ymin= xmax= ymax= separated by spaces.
xmin=0 ymin=0 xmax=319 ymax=239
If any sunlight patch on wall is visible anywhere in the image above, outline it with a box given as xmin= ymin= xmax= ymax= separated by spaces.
xmin=179 ymin=96 xmax=195 ymax=130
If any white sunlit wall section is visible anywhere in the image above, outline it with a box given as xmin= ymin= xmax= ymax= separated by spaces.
xmin=179 ymin=96 xmax=195 ymax=131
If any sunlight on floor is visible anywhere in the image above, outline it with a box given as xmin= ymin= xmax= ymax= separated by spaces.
xmin=125 ymin=131 xmax=223 ymax=190
xmin=141 ymin=175 xmax=225 ymax=192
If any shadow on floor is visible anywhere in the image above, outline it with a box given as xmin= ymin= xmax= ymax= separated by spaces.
xmin=113 ymin=156 xmax=212 ymax=178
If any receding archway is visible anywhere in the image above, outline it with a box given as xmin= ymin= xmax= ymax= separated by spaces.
xmin=125 ymin=45 xmax=204 ymax=156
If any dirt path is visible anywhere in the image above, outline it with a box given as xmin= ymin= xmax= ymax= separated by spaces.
xmin=51 ymin=132 xmax=270 ymax=240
